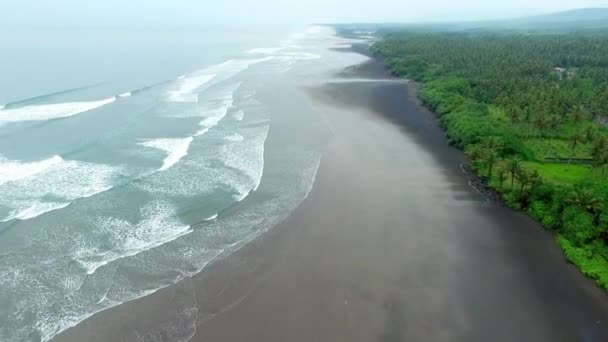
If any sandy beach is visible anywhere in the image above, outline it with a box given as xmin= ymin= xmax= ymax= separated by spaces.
xmin=52 ymin=42 xmax=608 ymax=342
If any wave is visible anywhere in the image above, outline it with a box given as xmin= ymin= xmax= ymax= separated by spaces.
xmin=244 ymin=45 xmax=321 ymax=73
xmin=246 ymin=47 xmax=283 ymax=55
xmin=204 ymin=214 xmax=219 ymax=221
xmin=221 ymin=124 xmax=270 ymax=201
xmin=204 ymin=57 xmax=273 ymax=75
xmin=167 ymin=57 xmax=272 ymax=104
xmin=134 ymin=120 xmax=268 ymax=201
xmin=1 ymin=84 xmax=103 ymax=109
xmin=195 ymin=83 xmax=240 ymax=136
xmin=122 ymin=80 xmax=171 ymax=98
xmin=233 ymin=109 xmax=245 ymax=121
xmin=0 ymin=97 xmax=116 ymax=125
xmin=0 ymin=155 xmax=63 ymax=186
xmin=74 ymin=201 xmax=193 ymax=275
xmin=139 ymin=137 xmax=194 ymax=172
xmin=247 ymin=46 xmax=321 ymax=62
xmin=167 ymin=74 xmax=216 ymax=102
xmin=0 ymin=158 xmax=122 ymax=222
xmin=224 ymin=133 xmax=244 ymax=142
xmin=5 ymin=201 xmax=71 ymax=222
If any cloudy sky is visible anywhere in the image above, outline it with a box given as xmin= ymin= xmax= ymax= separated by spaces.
xmin=2 ymin=0 xmax=608 ymax=27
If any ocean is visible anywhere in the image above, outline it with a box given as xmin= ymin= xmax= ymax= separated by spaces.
xmin=0 ymin=25 xmax=342 ymax=342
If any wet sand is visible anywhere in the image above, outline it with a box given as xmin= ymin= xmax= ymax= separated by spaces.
xmin=53 ymin=50 xmax=608 ymax=341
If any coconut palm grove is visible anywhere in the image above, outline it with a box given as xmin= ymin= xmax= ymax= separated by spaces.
xmin=372 ymin=27 xmax=608 ymax=288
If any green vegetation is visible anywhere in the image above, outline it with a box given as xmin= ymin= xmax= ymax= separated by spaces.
xmin=372 ymin=31 xmax=608 ymax=289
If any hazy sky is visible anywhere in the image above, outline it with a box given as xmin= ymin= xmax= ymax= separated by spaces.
xmin=2 ymin=0 xmax=608 ymax=27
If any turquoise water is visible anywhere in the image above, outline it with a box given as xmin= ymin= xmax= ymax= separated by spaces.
xmin=0 ymin=26 xmax=331 ymax=342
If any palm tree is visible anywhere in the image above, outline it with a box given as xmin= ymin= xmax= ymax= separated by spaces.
xmin=591 ymin=136 xmax=608 ymax=176
xmin=570 ymin=105 xmax=589 ymax=125
xmin=515 ymin=168 xmax=530 ymax=195
xmin=480 ymin=136 xmax=502 ymax=151
xmin=505 ymin=157 xmax=523 ymax=190
xmin=592 ymin=136 xmax=608 ymax=154
xmin=465 ymin=145 xmax=483 ymax=163
xmin=593 ymin=149 xmax=608 ymax=176
xmin=528 ymin=170 xmax=543 ymax=191
xmin=533 ymin=115 xmax=551 ymax=138
xmin=506 ymin=109 xmax=520 ymax=123
xmin=565 ymin=188 xmax=604 ymax=213
xmin=483 ymin=149 xmax=499 ymax=179
xmin=583 ymin=125 xmax=596 ymax=142
xmin=569 ymin=131 xmax=585 ymax=163
xmin=547 ymin=115 xmax=562 ymax=135
xmin=497 ymin=169 xmax=508 ymax=189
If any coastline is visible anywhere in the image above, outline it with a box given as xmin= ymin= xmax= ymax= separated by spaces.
xmin=52 ymin=39 xmax=608 ymax=342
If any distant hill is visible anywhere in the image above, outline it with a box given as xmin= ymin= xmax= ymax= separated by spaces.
xmin=493 ymin=8 xmax=608 ymax=31
xmin=341 ymin=8 xmax=608 ymax=34
xmin=518 ymin=8 xmax=608 ymax=23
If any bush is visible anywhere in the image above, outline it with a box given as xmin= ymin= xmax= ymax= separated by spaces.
xmin=561 ymin=206 xmax=598 ymax=245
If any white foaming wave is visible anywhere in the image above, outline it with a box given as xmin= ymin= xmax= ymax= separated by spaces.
xmin=222 ymin=125 xmax=270 ymax=201
xmin=246 ymin=47 xmax=283 ymax=55
xmin=168 ymin=74 xmax=216 ymax=102
xmin=139 ymin=137 xmax=194 ymax=171
xmin=5 ymin=201 xmax=71 ymax=221
xmin=204 ymin=214 xmax=219 ymax=221
xmin=118 ymin=92 xmax=131 ymax=98
xmin=195 ymin=83 xmax=240 ymax=136
xmin=0 ymin=155 xmax=63 ymax=186
xmin=167 ymin=57 xmax=272 ymax=104
xmin=1 ymin=155 xmax=324 ymax=342
xmin=224 ymin=133 xmax=244 ymax=142
xmin=0 ymin=98 xmax=115 ymax=125
xmin=0 ymin=104 xmax=4 ymax=110
xmin=275 ymin=52 xmax=322 ymax=69
xmin=233 ymin=110 xmax=245 ymax=121
xmin=0 ymin=159 xmax=121 ymax=222
xmin=204 ymin=57 xmax=273 ymax=75
xmin=74 ymin=201 xmax=192 ymax=275
xmin=247 ymin=44 xmax=320 ymax=62
xmin=195 ymin=116 xmax=224 ymax=137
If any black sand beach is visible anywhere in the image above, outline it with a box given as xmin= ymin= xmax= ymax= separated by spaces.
xmin=52 ymin=46 xmax=608 ymax=342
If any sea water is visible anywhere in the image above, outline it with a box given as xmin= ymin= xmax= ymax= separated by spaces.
xmin=0 ymin=25 xmax=343 ymax=342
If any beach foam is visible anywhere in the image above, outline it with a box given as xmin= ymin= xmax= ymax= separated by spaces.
xmin=74 ymin=201 xmax=192 ymax=275
xmin=0 ymin=158 xmax=122 ymax=222
xmin=166 ymin=57 xmax=272 ymax=104
xmin=168 ymin=74 xmax=216 ymax=102
xmin=205 ymin=214 xmax=219 ymax=221
xmin=224 ymin=133 xmax=244 ymax=142
xmin=0 ymin=98 xmax=115 ymax=125
xmin=4 ymin=201 xmax=72 ymax=222
xmin=139 ymin=137 xmax=194 ymax=172
xmin=0 ymin=155 xmax=63 ymax=186
xmin=221 ymin=125 xmax=270 ymax=200
xmin=118 ymin=92 xmax=132 ymax=98
xmin=195 ymin=83 xmax=240 ymax=136
xmin=246 ymin=47 xmax=283 ymax=55
xmin=233 ymin=109 xmax=245 ymax=121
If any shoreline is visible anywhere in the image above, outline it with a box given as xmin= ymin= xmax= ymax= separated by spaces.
xmin=404 ymin=79 xmax=506 ymax=206
xmin=52 ymin=39 xmax=608 ymax=342
xmin=371 ymin=32 xmax=608 ymax=290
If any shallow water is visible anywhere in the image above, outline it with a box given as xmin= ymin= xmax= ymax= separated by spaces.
xmin=0 ymin=25 xmax=351 ymax=342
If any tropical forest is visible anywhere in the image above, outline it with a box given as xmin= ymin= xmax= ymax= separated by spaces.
xmin=372 ymin=29 xmax=608 ymax=288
